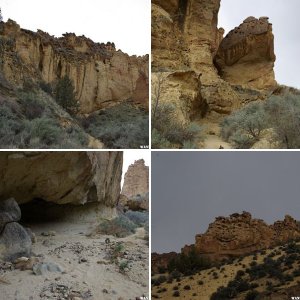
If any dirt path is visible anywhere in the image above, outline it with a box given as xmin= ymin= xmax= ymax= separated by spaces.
xmin=196 ymin=120 xmax=232 ymax=149
xmin=0 ymin=220 xmax=149 ymax=300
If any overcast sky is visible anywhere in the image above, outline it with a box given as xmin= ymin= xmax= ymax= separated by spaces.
xmin=219 ymin=0 xmax=300 ymax=88
xmin=152 ymin=152 xmax=300 ymax=253
xmin=122 ymin=150 xmax=150 ymax=187
xmin=0 ymin=0 xmax=150 ymax=56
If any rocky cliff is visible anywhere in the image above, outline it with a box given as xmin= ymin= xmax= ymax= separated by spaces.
xmin=152 ymin=0 xmax=277 ymax=120
xmin=0 ymin=19 xmax=149 ymax=113
xmin=183 ymin=212 xmax=300 ymax=260
xmin=151 ymin=252 xmax=178 ymax=273
xmin=0 ymin=151 xmax=123 ymax=206
xmin=121 ymin=159 xmax=149 ymax=198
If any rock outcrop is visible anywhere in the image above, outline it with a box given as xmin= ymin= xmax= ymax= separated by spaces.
xmin=215 ymin=17 xmax=276 ymax=90
xmin=184 ymin=212 xmax=300 ymax=260
xmin=121 ymin=159 xmax=149 ymax=199
xmin=152 ymin=0 xmax=277 ymax=120
xmin=120 ymin=159 xmax=149 ymax=211
xmin=151 ymin=252 xmax=178 ymax=273
xmin=0 ymin=152 xmax=123 ymax=206
xmin=0 ymin=19 xmax=149 ymax=113
xmin=0 ymin=198 xmax=32 ymax=261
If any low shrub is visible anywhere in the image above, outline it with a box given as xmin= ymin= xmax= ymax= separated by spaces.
xmin=151 ymin=102 xmax=202 ymax=149
xmin=84 ymin=103 xmax=149 ymax=149
xmin=173 ymin=291 xmax=180 ymax=297
xmin=221 ymin=92 xmax=300 ymax=149
xmin=97 ymin=215 xmax=138 ymax=238
xmin=125 ymin=211 xmax=149 ymax=226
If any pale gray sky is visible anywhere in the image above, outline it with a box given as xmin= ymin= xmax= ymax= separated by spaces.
xmin=152 ymin=152 xmax=300 ymax=253
xmin=0 ymin=0 xmax=150 ymax=56
xmin=219 ymin=0 xmax=300 ymax=88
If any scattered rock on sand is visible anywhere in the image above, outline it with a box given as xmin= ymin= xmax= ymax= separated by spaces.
xmin=33 ymin=262 xmax=63 ymax=275
xmin=14 ymin=257 xmax=40 ymax=271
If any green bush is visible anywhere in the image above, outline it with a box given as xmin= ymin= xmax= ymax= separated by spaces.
xmin=245 ymin=290 xmax=260 ymax=300
xmin=221 ymin=92 xmax=300 ymax=149
xmin=152 ymin=102 xmax=202 ymax=149
xmin=54 ymin=75 xmax=79 ymax=114
xmin=125 ymin=211 xmax=148 ymax=226
xmin=39 ymin=81 xmax=53 ymax=95
xmin=221 ymin=102 xmax=266 ymax=148
xmin=0 ymin=91 xmax=89 ymax=149
xmin=97 ymin=215 xmax=138 ymax=238
xmin=173 ymin=291 xmax=180 ymax=297
xmin=167 ymin=247 xmax=211 ymax=275
xmin=85 ymin=103 xmax=149 ymax=149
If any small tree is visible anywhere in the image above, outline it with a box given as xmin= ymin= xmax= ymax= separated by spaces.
xmin=54 ymin=75 xmax=79 ymax=114
xmin=0 ymin=8 xmax=3 ymax=22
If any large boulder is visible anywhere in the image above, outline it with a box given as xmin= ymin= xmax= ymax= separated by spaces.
xmin=0 ymin=198 xmax=32 ymax=261
xmin=0 ymin=222 xmax=32 ymax=261
xmin=215 ymin=17 xmax=277 ymax=90
xmin=0 ymin=152 xmax=122 ymax=206
xmin=0 ymin=198 xmax=21 ymax=232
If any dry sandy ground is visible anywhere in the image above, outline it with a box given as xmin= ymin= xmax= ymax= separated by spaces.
xmin=0 ymin=220 xmax=149 ymax=300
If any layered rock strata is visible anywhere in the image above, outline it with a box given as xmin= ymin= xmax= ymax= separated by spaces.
xmin=0 ymin=19 xmax=149 ymax=113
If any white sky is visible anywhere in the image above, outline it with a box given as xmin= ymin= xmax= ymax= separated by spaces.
xmin=0 ymin=0 xmax=150 ymax=56
xmin=122 ymin=150 xmax=150 ymax=187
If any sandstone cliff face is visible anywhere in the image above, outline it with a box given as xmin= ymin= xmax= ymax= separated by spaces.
xmin=0 ymin=152 xmax=123 ymax=206
xmin=215 ymin=17 xmax=276 ymax=90
xmin=152 ymin=0 xmax=277 ymax=120
xmin=0 ymin=20 xmax=149 ymax=113
xmin=121 ymin=159 xmax=149 ymax=199
xmin=186 ymin=212 xmax=300 ymax=260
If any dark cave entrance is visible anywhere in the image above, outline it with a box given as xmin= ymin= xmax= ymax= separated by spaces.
xmin=19 ymin=198 xmax=105 ymax=227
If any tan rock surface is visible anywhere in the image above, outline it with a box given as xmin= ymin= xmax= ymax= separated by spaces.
xmin=121 ymin=159 xmax=149 ymax=199
xmin=215 ymin=17 xmax=277 ymax=90
xmin=0 ymin=152 xmax=122 ymax=206
xmin=151 ymin=0 xmax=241 ymax=119
xmin=0 ymin=19 xmax=149 ymax=114
xmin=152 ymin=0 xmax=277 ymax=121
xmin=191 ymin=212 xmax=300 ymax=260
xmin=152 ymin=71 xmax=206 ymax=124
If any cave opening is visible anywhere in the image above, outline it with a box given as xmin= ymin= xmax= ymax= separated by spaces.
xmin=18 ymin=198 xmax=106 ymax=228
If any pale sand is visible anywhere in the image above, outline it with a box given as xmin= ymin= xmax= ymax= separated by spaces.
xmin=0 ymin=219 xmax=149 ymax=300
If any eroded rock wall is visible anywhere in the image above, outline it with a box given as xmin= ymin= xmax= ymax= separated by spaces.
xmin=152 ymin=0 xmax=277 ymax=120
xmin=215 ymin=17 xmax=277 ymax=90
xmin=0 ymin=152 xmax=123 ymax=206
xmin=187 ymin=212 xmax=300 ymax=260
xmin=0 ymin=20 xmax=149 ymax=113
xmin=121 ymin=159 xmax=149 ymax=199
